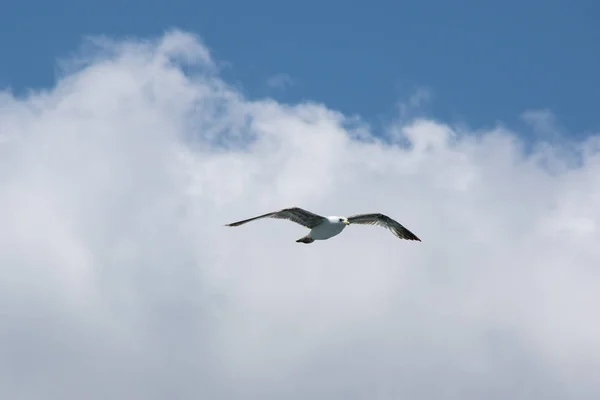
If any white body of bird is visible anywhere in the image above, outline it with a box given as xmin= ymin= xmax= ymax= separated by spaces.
xmin=308 ymin=216 xmax=349 ymax=240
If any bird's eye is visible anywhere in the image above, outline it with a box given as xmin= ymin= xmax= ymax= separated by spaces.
xmin=339 ymin=218 xmax=343 ymax=221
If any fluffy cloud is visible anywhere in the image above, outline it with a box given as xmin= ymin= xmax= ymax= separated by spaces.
xmin=1 ymin=30 xmax=599 ymax=399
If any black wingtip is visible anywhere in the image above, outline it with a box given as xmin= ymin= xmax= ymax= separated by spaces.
xmin=411 ymin=234 xmax=422 ymax=242
xmin=401 ymin=230 xmax=421 ymax=242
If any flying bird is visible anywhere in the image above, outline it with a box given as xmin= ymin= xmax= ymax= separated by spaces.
xmin=225 ymin=207 xmax=421 ymax=244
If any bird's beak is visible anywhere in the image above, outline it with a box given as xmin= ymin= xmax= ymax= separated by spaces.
xmin=344 ymin=220 xmax=350 ymax=225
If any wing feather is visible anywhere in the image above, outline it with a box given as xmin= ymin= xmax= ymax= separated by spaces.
xmin=346 ymin=213 xmax=421 ymax=241
xmin=225 ymin=207 xmax=326 ymax=229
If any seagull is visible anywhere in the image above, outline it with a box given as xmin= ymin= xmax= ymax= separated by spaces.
xmin=225 ymin=207 xmax=421 ymax=244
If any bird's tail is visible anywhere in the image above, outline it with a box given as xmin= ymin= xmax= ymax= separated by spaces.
xmin=296 ymin=236 xmax=314 ymax=244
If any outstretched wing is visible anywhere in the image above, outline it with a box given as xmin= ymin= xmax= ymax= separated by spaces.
xmin=225 ymin=207 xmax=326 ymax=229
xmin=346 ymin=213 xmax=421 ymax=241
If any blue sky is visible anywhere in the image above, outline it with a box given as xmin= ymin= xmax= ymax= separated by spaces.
xmin=3 ymin=0 xmax=599 ymax=135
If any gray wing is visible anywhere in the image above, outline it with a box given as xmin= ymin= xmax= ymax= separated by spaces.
xmin=346 ymin=213 xmax=421 ymax=241
xmin=225 ymin=207 xmax=327 ymax=229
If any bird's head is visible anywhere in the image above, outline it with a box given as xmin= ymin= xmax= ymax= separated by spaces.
xmin=328 ymin=216 xmax=350 ymax=225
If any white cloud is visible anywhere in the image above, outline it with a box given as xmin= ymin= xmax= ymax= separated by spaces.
xmin=1 ymin=30 xmax=600 ymax=399
xmin=522 ymin=108 xmax=561 ymax=139
xmin=397 ymin=86 xmax=432 ymax=119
